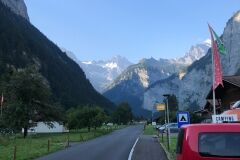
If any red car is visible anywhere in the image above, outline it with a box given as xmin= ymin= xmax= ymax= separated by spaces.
xmin=176 ymin=123 xmax=240 ymax=160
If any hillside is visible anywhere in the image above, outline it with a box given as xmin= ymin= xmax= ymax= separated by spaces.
xmin=0 ymin=2 xmax=114 ymax=111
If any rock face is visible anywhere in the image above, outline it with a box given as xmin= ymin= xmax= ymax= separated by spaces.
xmin=0 ymin=0 xmax=29 ymax=20
xmin=143 ymin=11 xmax=240 ymax=111
xmin=104 ymin=42 xmax=209 ymax=116
xmin=175 ymin=40 xmax=211 ymax=65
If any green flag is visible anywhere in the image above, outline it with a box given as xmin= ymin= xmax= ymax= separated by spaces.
xmin=212 ymin=29 xmax=226 ymax=55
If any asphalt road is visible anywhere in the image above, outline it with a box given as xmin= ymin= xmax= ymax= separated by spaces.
xmin=36 ymin=125 xmax=143 ymax=160
xmin=132 ymin=135 xmax=168 ymax=160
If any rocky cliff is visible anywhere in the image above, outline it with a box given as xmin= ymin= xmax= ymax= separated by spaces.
xmin=0 ymin=0 xmax=29 ymax=20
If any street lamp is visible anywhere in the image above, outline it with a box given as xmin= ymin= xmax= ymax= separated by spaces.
xmin=163 ymin=94 xmax=170 ymax=150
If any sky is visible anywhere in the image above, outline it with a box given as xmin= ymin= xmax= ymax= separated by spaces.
xmin=25 ymin=0 xmax=240 ymax=63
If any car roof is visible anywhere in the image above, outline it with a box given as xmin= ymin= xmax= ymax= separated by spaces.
xmin=181 ymin=123 xmax=240 ymax=132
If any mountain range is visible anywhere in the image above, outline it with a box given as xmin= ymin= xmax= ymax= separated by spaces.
xmin=62 ymin=48 xmax=132 ymax=93
xmin=103 ymin=41 xmax=210 ymax=116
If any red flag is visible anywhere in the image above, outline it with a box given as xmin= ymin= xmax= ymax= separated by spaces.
xmin=209 ymin=25 xmax=224 ymax=90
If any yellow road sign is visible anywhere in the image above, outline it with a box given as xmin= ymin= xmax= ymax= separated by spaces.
xmin=156 ymin=103 xmax=165 ymax=111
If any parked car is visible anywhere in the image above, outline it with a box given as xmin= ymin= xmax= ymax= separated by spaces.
xmin=158 ymin=123 xmax=179 ymax=133
xmin=231 ymin=100 xmax=240 ymax=109
xmin=158 ymin=123 xmax=168 ymax=133
xmin=176 ymin=123 xmax=240 ymax=160
xmin=154 ymin=124 xmax=161 ymax=129
xmin=221 ymin=100 xmax=240 ymax=122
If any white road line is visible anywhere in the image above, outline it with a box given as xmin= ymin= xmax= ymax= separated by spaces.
xmin=128 ymin=137 xmax=139 ymax=160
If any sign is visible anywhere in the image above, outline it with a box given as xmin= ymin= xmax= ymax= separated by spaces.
xmin=212 ymin=114 xmax=238 ymax=123
xmin=156 ymin=103 xmax=165 ymax=111
xmin=152 ymin=122 xmax=156 ymax=126
xmin=177 ymin=111 xmax=190 ymax=128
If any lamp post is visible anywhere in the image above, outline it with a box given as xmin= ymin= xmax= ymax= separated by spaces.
xmin=163 ymin=94 xmax=170 ymax=150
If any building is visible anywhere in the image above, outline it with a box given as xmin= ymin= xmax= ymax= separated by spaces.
xmin=198 ymin=76 xmax=240 ymax=119
xmin=22 ymin=122 xmax=69 ymax=134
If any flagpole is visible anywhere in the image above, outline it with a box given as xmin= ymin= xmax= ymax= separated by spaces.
xmin=209 ymin=25 xmax=216 ymax=115
xmin=211 ymin=34 xmax=216 ymax=115
xmin=0 ymin=102 xmax=2 ymax=117
xmin=212 ymin=69 xmax=216 ymax=115
xmin=0 ymin=100 xmax=2 ymax=117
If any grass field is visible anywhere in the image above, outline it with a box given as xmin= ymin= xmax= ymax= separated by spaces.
xmin=0 ymin=126 xmax=123 ymax=160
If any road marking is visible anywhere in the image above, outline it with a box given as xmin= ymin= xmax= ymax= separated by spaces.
xmin=128 ymin=137 xmax=139 ymax=160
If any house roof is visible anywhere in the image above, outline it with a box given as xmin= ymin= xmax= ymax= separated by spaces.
xmin=206 ymin=76 xmax=240 ymax=100
xmin=223 ymin=76 xmax=240 ymax=88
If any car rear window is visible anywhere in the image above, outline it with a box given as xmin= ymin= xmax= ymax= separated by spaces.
xmin=176 ymin=128 xmax=184 ymax=154
xmin=199 ymin=132 xmax=240 ymax=158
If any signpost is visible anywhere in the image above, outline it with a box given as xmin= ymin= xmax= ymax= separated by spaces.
xmin=156 ymin=103 xmax=165 ymax=111
xmin=152 ymin=122 xmax=156 ymax=126
xmin=177 ymin=111 xmax=190 ymax=128
xmin=212 ymin=114 xmax=237 ymax=123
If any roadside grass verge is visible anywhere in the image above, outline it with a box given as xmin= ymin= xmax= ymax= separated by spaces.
xmin=143 ymin=125 xmax=157 ymax=135
xmin=159 ymin=133 xmax=177 ymax=160
xmin=0 ymin=125 xmax=125 ymax=160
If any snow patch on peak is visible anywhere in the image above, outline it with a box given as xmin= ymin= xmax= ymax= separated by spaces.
xmin=104 ymin=62 xmax=118 ymax=69
xmin=82 ymin=61 xmax=93 ymax=65
xmin=203 ymin=39 xmax=211 ymax=47
xmin=233 ymin=11 xmax=240 ymax=22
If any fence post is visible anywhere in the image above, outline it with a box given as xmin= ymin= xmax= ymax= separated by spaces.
xmin=67 ymin=134 xmax=70 ymax=147
xmin=13 ymin=145 xmax=17 ymax=160
xmin=80 ymin=133 xmax=83 ymax=141
xmin=47 ymin=139 xmax=50 ymax=152
xmin=161 ymin=133 xmax=164 ymax=143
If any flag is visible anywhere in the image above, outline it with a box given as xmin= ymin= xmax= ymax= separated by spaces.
xmin=208 ymin=25 xmax=224 ymax=90
xmin=212 ymin=29 xmax=226 ymax=55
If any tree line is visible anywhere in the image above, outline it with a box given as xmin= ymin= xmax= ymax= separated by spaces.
xmin=0 ymin=66 xmax=133 ymax=138
xmin=67 ymin=102 xmax=133 ymax=131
